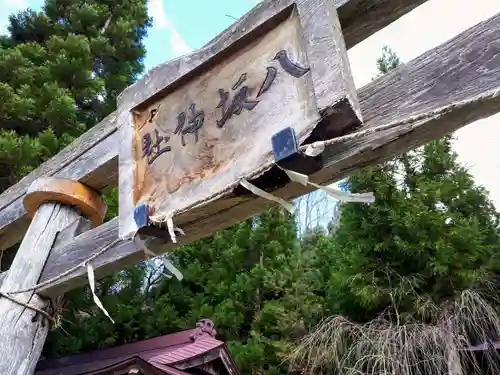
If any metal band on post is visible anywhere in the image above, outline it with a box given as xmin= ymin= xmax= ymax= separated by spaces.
xmin=23 ymin=178 xmax=107 ymax=227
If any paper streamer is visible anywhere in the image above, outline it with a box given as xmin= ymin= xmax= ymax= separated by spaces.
xmin=161 ymin=257 xmax=183 ymax=281
xmin=240 ymin=179 xmax=295 ymax=214
xmin=149 ymin=211 xmax=180 ymax=244
xmin=165 ymin=213 xmax=177 ymax=243
xmin=86 ymin=262 xmax=115 ymax=324
xmin=284 ymin=169 xmax=309 ymax=185
xmin=283 ymin=169 xmax=375 ymax=203
xmin=304 ymin=142 xmax=325 ymax=157
xmin=134 ymin=234 xmax=184 ymax=281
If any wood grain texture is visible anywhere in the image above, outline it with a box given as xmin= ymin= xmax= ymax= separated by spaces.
xmin=297 ymin=0 xmax=360 ymax=120
xmin=0 ymin=0 xmax=426 ymax=252
xmin=36 ymin=11 xmax=500 ymax=296
xmin=0 ymin=112 xmax=116 ymax=212
xmin=0 ymin=272 xmax=5 ymax=288
xmin=0 ymin=204 xmax=84 ymax=375
xmin=38 ymin=217 xmax=93 ymax=291
xmin=119 ymin=0 xmax=298 ymax=108
xmin=38 ymin=217 xmax=139 ymax=297
xmin=334 ymin=0 xmax=427 ymax=48
xmin=120 ymin=5 xmax=346 ymax=239
xmin=118 ymin=0 xmax=364 ymax=240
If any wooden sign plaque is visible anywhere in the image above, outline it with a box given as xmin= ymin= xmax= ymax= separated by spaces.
xmin=118 ymin=0 xmax=362 ymax=240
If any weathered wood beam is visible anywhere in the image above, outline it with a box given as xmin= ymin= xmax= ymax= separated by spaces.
xmin=0 ymin=177 xmax=106 ymax=375
xmin=0 ymin=0 xmax=426 ymax=252
xmin=205 ymin=0 xmax=427 ymax=52
xmin=0 ymin=114 xmax=118 ymax=251
xmin=118 ymin=0 xmax=364 ymax=240
xmin=34 ymin=11 xmax=500 ymax=297
xmin=0 ymin=205 xmax=81 ymax=374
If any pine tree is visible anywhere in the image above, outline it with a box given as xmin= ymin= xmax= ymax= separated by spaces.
xmin=44 ymin=207 xmax=325 ymax=375
xmin=1 ymin=0 xmax=329 ymax=371
xmin=0 ymin=0 xmax=151 ymax=357
xmin=321 ymin=47 xmax=500 ymax=321
xmin=0 ymin=0 xmax=151 ymax=191
xmin=291 ymin=47 xmax=500 ymax=375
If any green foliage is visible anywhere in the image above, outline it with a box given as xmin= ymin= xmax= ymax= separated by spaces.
xmin=323 ymin=138 xmax=500 ymax=321
xmin=102 ymin=187 xmax=119 ymax=221
xmin=376 ymin=45 xmax=401 ymax=75
xmin=44 ymin=208 xmax=324 ymax=375
xmin=0 ymin=0 xmax=151 ymax=191
xmin=290 ymin=46 xmax=500 ymax=375
xmin=320 ymin=47 xmax=500 ymax=322
xmin=38 ymin=42 xmax=500 ymax=375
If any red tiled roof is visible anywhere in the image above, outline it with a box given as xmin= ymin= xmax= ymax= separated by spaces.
xmin=149 ymin=337 xmax=223 ymax=364
xmin=46 ymin=356 xmax=194 ymax=375
xmin=35 ymin=319 xmax=226 ymax=375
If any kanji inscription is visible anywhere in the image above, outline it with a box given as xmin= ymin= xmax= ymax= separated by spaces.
xmin=137 ymin=50 xmax=310 ymax=166
xmin=130 ymin=11 xmax=320 ymax=208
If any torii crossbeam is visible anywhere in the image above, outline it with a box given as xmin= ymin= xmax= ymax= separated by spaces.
xmin=0 ymin=1 xmax=499 ymax=373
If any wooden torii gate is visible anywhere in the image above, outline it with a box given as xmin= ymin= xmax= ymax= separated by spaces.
xmin=0 ymin=0 xmax=499 ymax=373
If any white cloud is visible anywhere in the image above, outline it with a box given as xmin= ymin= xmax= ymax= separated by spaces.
xmin=169 ymin=26 xmax=192 ymax=57
xmin=148 ymin=0 xmax=169 ymax=29
xmin=348 ymin=0 xmax=500 ymax=88
xmin=147 ymin=0 xmax=192 ymax=58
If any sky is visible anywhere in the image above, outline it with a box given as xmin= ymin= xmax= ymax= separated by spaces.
xmin=0 ymin=0 xmax=500 ymax=208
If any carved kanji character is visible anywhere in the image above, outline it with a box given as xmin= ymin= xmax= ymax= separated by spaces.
xmin=273 ymin=50 xmax=310 ymax=78
xmin=142 ymin=129 xmax=171 ymax=164
xmin=174 ymin=104 xmax=205 ymax=146
xmin=216 ymin=73 xmax=259 ymax=128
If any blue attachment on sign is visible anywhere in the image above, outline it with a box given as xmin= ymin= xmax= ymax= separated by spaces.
xmin=270 ymin=126 xmax=323 ymax=176
xmin=133 ymin=203 xmax=172 ymax=243
xmin=133 ymin=203 xmax=149 ymax=229
xmin=271 ymin=127 xmax=298 ymax=163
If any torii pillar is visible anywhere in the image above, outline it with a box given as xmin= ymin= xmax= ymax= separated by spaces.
xmin=0 ymin=177 xmax=107 ymax=375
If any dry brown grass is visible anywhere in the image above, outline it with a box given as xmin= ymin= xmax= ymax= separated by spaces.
xmin=289 ymin=290 xmax=500 ymax=375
